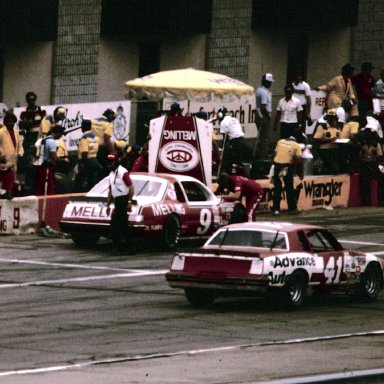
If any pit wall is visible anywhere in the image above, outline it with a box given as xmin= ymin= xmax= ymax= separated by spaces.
xmin=0 ymin=173 xmax=375 ymax=235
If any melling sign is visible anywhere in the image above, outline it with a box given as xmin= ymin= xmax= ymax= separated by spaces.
xmin=148 ymin=115 xmax=213 ymax=187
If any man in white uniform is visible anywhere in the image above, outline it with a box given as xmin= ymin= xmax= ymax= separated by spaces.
xmin=218 ymin=106 xmax=246 ymax=173
xmin=273 ymin=84 xmax=303 ymax=139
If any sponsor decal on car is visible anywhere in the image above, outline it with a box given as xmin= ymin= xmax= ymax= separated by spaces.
xmin=159 ymin=141 xmax=199 ymax=172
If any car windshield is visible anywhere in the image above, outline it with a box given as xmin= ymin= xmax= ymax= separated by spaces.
xmin=87 ymin=176 xmax=164 ymax=198
xmin=206 ymin=229 xmax=288 ymax=250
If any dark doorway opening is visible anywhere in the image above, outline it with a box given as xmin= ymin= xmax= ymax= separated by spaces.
xmin=286 ymin=33 xmax=308 ymax=84
xmin=136 ymin=41 xmax=160 ymax=146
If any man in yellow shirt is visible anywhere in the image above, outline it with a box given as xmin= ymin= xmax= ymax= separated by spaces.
xmin=271 ymin=129 xmax=303 ymax=216
xmin=313 ymin=109 xmax=341 ymax=175
xmin=75 ymin=119 xmax=101 ymax=191
xmin=91 ymin=109 xmax=115 ymax=175
xmin=39 ymin=106 xmax=67 ymax=137
xmin=0 ymin=112 xmax=24 ymax=199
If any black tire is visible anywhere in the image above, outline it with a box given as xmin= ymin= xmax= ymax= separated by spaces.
xmin=280 ymin=270 xmax=308 ymax=309
xmin=185 ymin=288 xmax=215 ymax=307
xmin=71 ymin=232 xmax=100 ymax=247
xmin=54 ymin=172 xmax=75 ymax=194
xmin=230 ymin=203 xmax=246 ymax=224
xmin=356 ymin=263 xmax=383 ymax=301
xmin=160 ymin=214 xmax=180 ymax=250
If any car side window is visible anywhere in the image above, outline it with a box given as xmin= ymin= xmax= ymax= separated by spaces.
xmin=306 ymin=230 xmax=335 ymax=252
xmin=297 ymin=230 xmax=311 ymax=252
xmin=181 ymin=181 xmax=210 ymax=202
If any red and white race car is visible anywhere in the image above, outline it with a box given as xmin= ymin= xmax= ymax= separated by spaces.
xmin=166 ymin=221 xmax=384 ymax=308
xmin=59 ymin=173 xmax=244 ymax=249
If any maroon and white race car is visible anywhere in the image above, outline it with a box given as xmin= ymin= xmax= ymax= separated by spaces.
xmin=59 ymin=173 xmax=244 ymax=249
xmin=166 ymin=222 xmax=384 ymax=308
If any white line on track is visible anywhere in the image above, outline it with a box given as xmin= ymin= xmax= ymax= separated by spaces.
xmin=0 ymin=270 xmax=168 ymax=289
xmin=0 ymin=257 xmax=144 ymax=272
xmin=0 ymin=329 xmax=383 ymax=377
xmin=339 ymin=239 xmax=384 ymax=246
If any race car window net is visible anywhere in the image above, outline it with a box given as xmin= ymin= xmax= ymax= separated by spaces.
xmin=207 ymin=229 xmax=287 ymax=250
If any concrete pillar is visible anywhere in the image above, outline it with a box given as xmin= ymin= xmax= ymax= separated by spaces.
xmin=206 ymin=0 xmax=252 ymax=83
xmin=51 ymin=0 xmax=102 ymax=104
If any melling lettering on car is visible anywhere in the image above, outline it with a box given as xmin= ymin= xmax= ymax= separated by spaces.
xmin=70 ymin=205 xmax=110 ymax=218
xmin=151 ymin=203 xmax=186 ymax=216
xmin=154 ymin=116 xmax=206 ymax=184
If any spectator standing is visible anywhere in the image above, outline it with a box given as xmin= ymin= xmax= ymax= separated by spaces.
xmin=271 ymin=129 xmax=303 ymax=216
xmin=352 ymin=62 xmax=376 ymax=127
xmin=216 ymin=172 xmax=264 ymax=222
xmin=292 ymin=72 xmax=312 ymax=127
xmin=373 ymin=69 xmax=384 ymax=97
xmin=218 ymin=106 xmax=247 ymax=173
xmin=273 ymin=84 xmax=303 ymax=139
xmin=313 ymin=109 xmax=341 ymax=175
xmin=355 ymin=122 xmax=384 ymax=206
xmin=75 ymin=119 xmax=100 ymax=192
xmin=91 ymin=109 xmax=115 ymax=175
xmin=106 ymin=154 xmax=135 ymax=251
xmin=316 ymin=64 xmax=357 ymax=116
xmin=18 ymin=92 xmax=46 ymax=174
xmin=196 ymin=109 xmax=221 ymax=174
xmin=255 ymin=73 xmax=274 ymax=159
xmin=0 ymin=112 xmax=24 ymax=199
xmin=34 ymin=125 xmax=65 ymax=196
xmin=39 ymin=106 xmax=67 ymax=138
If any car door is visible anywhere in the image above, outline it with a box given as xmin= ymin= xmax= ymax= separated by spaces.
xmin=179 ymin=180 xmax=220 ymax=236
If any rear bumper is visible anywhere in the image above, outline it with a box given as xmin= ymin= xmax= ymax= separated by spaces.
xmin=59 ymin=220 xmax=146 ymax=236
xmin=166 ymin=273 xmax=269 ymax=292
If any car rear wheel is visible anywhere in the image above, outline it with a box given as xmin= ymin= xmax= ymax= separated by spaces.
xmin=71 ymin=232 xmax=100 ymax=247
xmin=356 ymin=263 xmax=383 ymax=301
xmin=185 ymin=288 xmax=215 ymax=307
xmin=160 ymin=214 xmax=180 ymax=250
xmin=230 ymin=203 xmax=245 ymax=224
xmin=280 ymin=270 xmax=307 ymax=309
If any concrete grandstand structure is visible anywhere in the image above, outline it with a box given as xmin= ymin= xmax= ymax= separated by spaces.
xmin=0 ymin=0 xmax=382 ymax=143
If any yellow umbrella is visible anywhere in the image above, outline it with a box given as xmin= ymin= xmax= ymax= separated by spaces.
xmin=125 ymin=67 xmax=254 ymax=104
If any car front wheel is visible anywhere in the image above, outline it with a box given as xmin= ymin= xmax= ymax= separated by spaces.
xmin=230 ymin=203 xmax=245 ymax=224
xmin=185 ymin=288 xmax=215 ymax=307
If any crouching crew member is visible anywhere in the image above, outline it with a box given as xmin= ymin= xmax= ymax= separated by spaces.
xmin=106 ymin=154 xmax=135 ymax=250
xmin=216 ymin=172 xmax=264 ymax=222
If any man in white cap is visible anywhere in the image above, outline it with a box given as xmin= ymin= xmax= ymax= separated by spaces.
xmin=255 ymin=73 xmax=274 ymax=160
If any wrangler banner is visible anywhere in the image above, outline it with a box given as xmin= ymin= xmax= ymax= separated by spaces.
xmin=256 ymin=174 xmax=350 ymax=213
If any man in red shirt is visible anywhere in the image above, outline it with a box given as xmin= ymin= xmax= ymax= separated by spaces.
xmin=216 ymin=172 xmax=265 ymax=222
xmin=352 ymin=62 xmax=375 ymax=127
